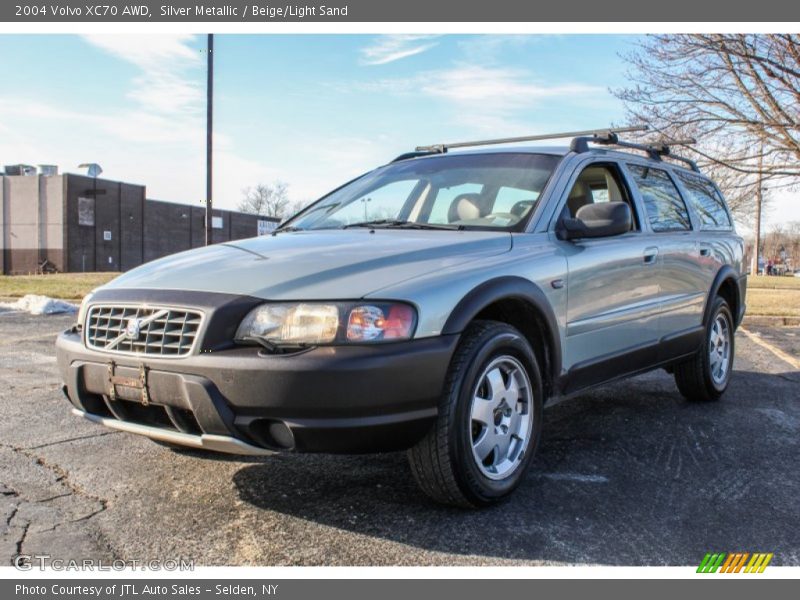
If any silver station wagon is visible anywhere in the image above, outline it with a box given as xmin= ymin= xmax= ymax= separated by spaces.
xmin=56 ymin=127 xmax=746 ymax=507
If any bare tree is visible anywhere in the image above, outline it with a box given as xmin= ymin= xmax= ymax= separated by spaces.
xmin=238 ymin=181 xmax=291 ymax=219
xmin=615 ymin=34 xmax=800 ymax=178
xmin=615 ymin=34 xmax=800 ymax=271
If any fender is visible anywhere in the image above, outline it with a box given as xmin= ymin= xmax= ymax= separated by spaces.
xmin=442 ymin=276 xmax=562 ymax=384
xmin=703 ymin=265 xmax=743 ymax=328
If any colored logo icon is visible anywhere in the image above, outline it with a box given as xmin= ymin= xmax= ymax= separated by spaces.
xmin=697 ymin=552 xmax=774 ymax=573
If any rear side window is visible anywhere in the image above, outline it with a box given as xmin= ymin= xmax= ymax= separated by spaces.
xmin=675 ymin=171 xmax=732 ymax=230
xmin=627 ymin=164 xmax=692 ymax=232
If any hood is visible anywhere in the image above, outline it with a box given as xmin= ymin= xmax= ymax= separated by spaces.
xmin=103 ymin=229 xmax=512 ymax=300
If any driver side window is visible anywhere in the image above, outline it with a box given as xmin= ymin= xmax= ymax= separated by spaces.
xmin=562 ymin=164 xmax=638 ymax=230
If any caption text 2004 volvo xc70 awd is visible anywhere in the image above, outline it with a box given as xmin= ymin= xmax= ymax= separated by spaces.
xmin=56 ymin=127 xmax=746 ymax=507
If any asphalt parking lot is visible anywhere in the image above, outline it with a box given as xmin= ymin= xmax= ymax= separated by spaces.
xmin=1 ymin=310 xmax=798 ymax=566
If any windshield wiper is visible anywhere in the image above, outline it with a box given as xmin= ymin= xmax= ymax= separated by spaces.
xmin=343 ymin=219 xmax=463 ymax=231
xmin=342 ymin=219 xmax=403 ymax=229
xmin=388 ymin=221 xmax=464 ymax=231
xmin=271 ymin=225 xmax=303 ymax=234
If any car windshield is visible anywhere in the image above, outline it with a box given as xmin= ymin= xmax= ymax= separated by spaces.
xmin=284 ymin=153 xmax=560 ymax=231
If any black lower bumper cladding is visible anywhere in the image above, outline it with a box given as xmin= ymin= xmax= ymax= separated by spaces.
xmin=56 ymin=294 xmax=458 ymax=454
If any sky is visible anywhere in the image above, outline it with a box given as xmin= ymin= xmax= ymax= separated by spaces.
xmin=0 ymin=33 xmax=795 ymax=228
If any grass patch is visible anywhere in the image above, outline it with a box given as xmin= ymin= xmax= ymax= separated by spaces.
xmin=0 ymin=273 xmax=119 ymax=301
xmin=746 ymin=276 xmax=800 ymax=316
xmin=746 ymin=287 xmax=800 ymax=317
xmin=748 ymin=275 xmax=800 ymax=290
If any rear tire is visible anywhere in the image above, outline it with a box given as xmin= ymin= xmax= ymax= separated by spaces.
xmin=408 ymin=320 xmax=544 ymax=508
xmin=674 ymin=296 xmax=734 ymax=402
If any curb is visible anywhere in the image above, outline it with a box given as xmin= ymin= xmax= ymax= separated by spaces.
xmin=742 ymin=315 xmax=800 ymax=327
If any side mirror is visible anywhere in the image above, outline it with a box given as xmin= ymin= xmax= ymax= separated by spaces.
xmin=558 ymin=202 xmax=632 ymax=240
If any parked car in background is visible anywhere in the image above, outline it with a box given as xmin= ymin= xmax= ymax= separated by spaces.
xmin=56 ymin=127 xmax=746 ymax=507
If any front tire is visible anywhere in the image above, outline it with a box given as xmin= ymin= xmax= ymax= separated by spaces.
xmin=674 ymin=296 xmax=734 ymax=402
xmin=408 ymin=320 xmax=544 ymax=508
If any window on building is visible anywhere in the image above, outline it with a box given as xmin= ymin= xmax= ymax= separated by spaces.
xmin=77 ymin=197 xmax=95 ymax=226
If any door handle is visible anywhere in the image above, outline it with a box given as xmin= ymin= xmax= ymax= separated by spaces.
xmin=643 ymin=247 xmax=659 ymax=265
xmin=699 ymin=246 xmax=711 ymax=257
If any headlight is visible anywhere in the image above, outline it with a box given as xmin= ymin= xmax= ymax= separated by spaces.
xmin=236 ymin=303 xmax=339 ymax=345
xmin=346 ymin=304 xmax=416 ymax=341
xmin=76 ymin=291 xmax=95 ymax=329
xmin=235 ymin=302 xmax=417 ymax=347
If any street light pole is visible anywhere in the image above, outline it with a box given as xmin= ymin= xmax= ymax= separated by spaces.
xmin=205 ymin=33 xmax=214 ymax=246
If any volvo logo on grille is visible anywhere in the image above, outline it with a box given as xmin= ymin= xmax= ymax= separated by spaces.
xmin=124 ymin=318 xmax=143 ymax=340
xmin=95 ymin=308 xmax=181 ymax=353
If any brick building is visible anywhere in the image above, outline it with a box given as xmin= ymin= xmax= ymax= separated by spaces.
xmin=0 ymin=169 xmax=279 ymax=274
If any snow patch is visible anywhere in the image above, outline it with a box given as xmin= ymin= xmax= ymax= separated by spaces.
xmin=0 ymin=294 xmax=77 ymax=315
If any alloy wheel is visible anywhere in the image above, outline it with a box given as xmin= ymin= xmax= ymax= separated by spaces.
xmin=469 ymin=355 xmax=535 ymax=480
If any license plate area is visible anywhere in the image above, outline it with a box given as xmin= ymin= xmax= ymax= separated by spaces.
xmin=107 ymin=362 xmax=151 ymax=406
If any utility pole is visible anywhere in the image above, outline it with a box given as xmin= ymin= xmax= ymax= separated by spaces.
xmin=205 ymin=33 xmax=214 ymax=246
xmin=751 ymin=147 xmax=763 ymax=276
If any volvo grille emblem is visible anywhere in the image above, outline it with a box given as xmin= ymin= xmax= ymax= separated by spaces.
xmin=124 ymin=318 xmax=142 ymax=340
xmin=104 ymin=309 xmax=167 ymax=351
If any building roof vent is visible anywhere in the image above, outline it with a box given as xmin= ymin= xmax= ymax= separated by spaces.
xmin=38 ymin=164 xmax=59 ymax=176
xmin=4 ymin=164 xmax=37 ymax=176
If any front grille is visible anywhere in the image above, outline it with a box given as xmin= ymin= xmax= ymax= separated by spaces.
xmin=85 ymin=305 xmax=203 ymax=357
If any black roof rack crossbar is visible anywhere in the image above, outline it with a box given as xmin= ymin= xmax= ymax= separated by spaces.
xmin=643 ymin=140 xmax=701 ymax=172
xmin=573 ymin=133 xmax=701 ymax=172
xmin=414 ymin=126 xmax=648 ymax=154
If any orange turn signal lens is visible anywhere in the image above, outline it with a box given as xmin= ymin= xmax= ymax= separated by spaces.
xmin=346 ymin=304 xmax=416 ymax=342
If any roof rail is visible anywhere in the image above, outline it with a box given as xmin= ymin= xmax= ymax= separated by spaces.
xmin=572 ymin=132 xmax=701 ymax=172
xmin=391 ymin=150 xmax=440 ymax=163
xmin=414 ymin=126 xmax=648 ymax=154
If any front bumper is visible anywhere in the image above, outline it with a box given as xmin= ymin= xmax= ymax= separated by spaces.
xmin=56 ymin=328 xmax=458 ymax=454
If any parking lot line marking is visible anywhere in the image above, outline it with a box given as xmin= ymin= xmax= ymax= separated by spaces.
xmin=739 ymin=326 xmax=800 ymax=371
xmin=541 ymin=472 xmax=609 ymax=483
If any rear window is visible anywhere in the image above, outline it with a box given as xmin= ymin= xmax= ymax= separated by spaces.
xmin=627 ymin=164 xmax=692 ymax=232
xmin=675 ymin=171 xmax=732 ymax=230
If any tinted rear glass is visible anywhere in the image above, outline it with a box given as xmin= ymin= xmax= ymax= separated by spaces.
xmin=627 ymin=164 xmax=692 ymax=232
xmin=675 ymin=171 xmax=732 ymax=230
